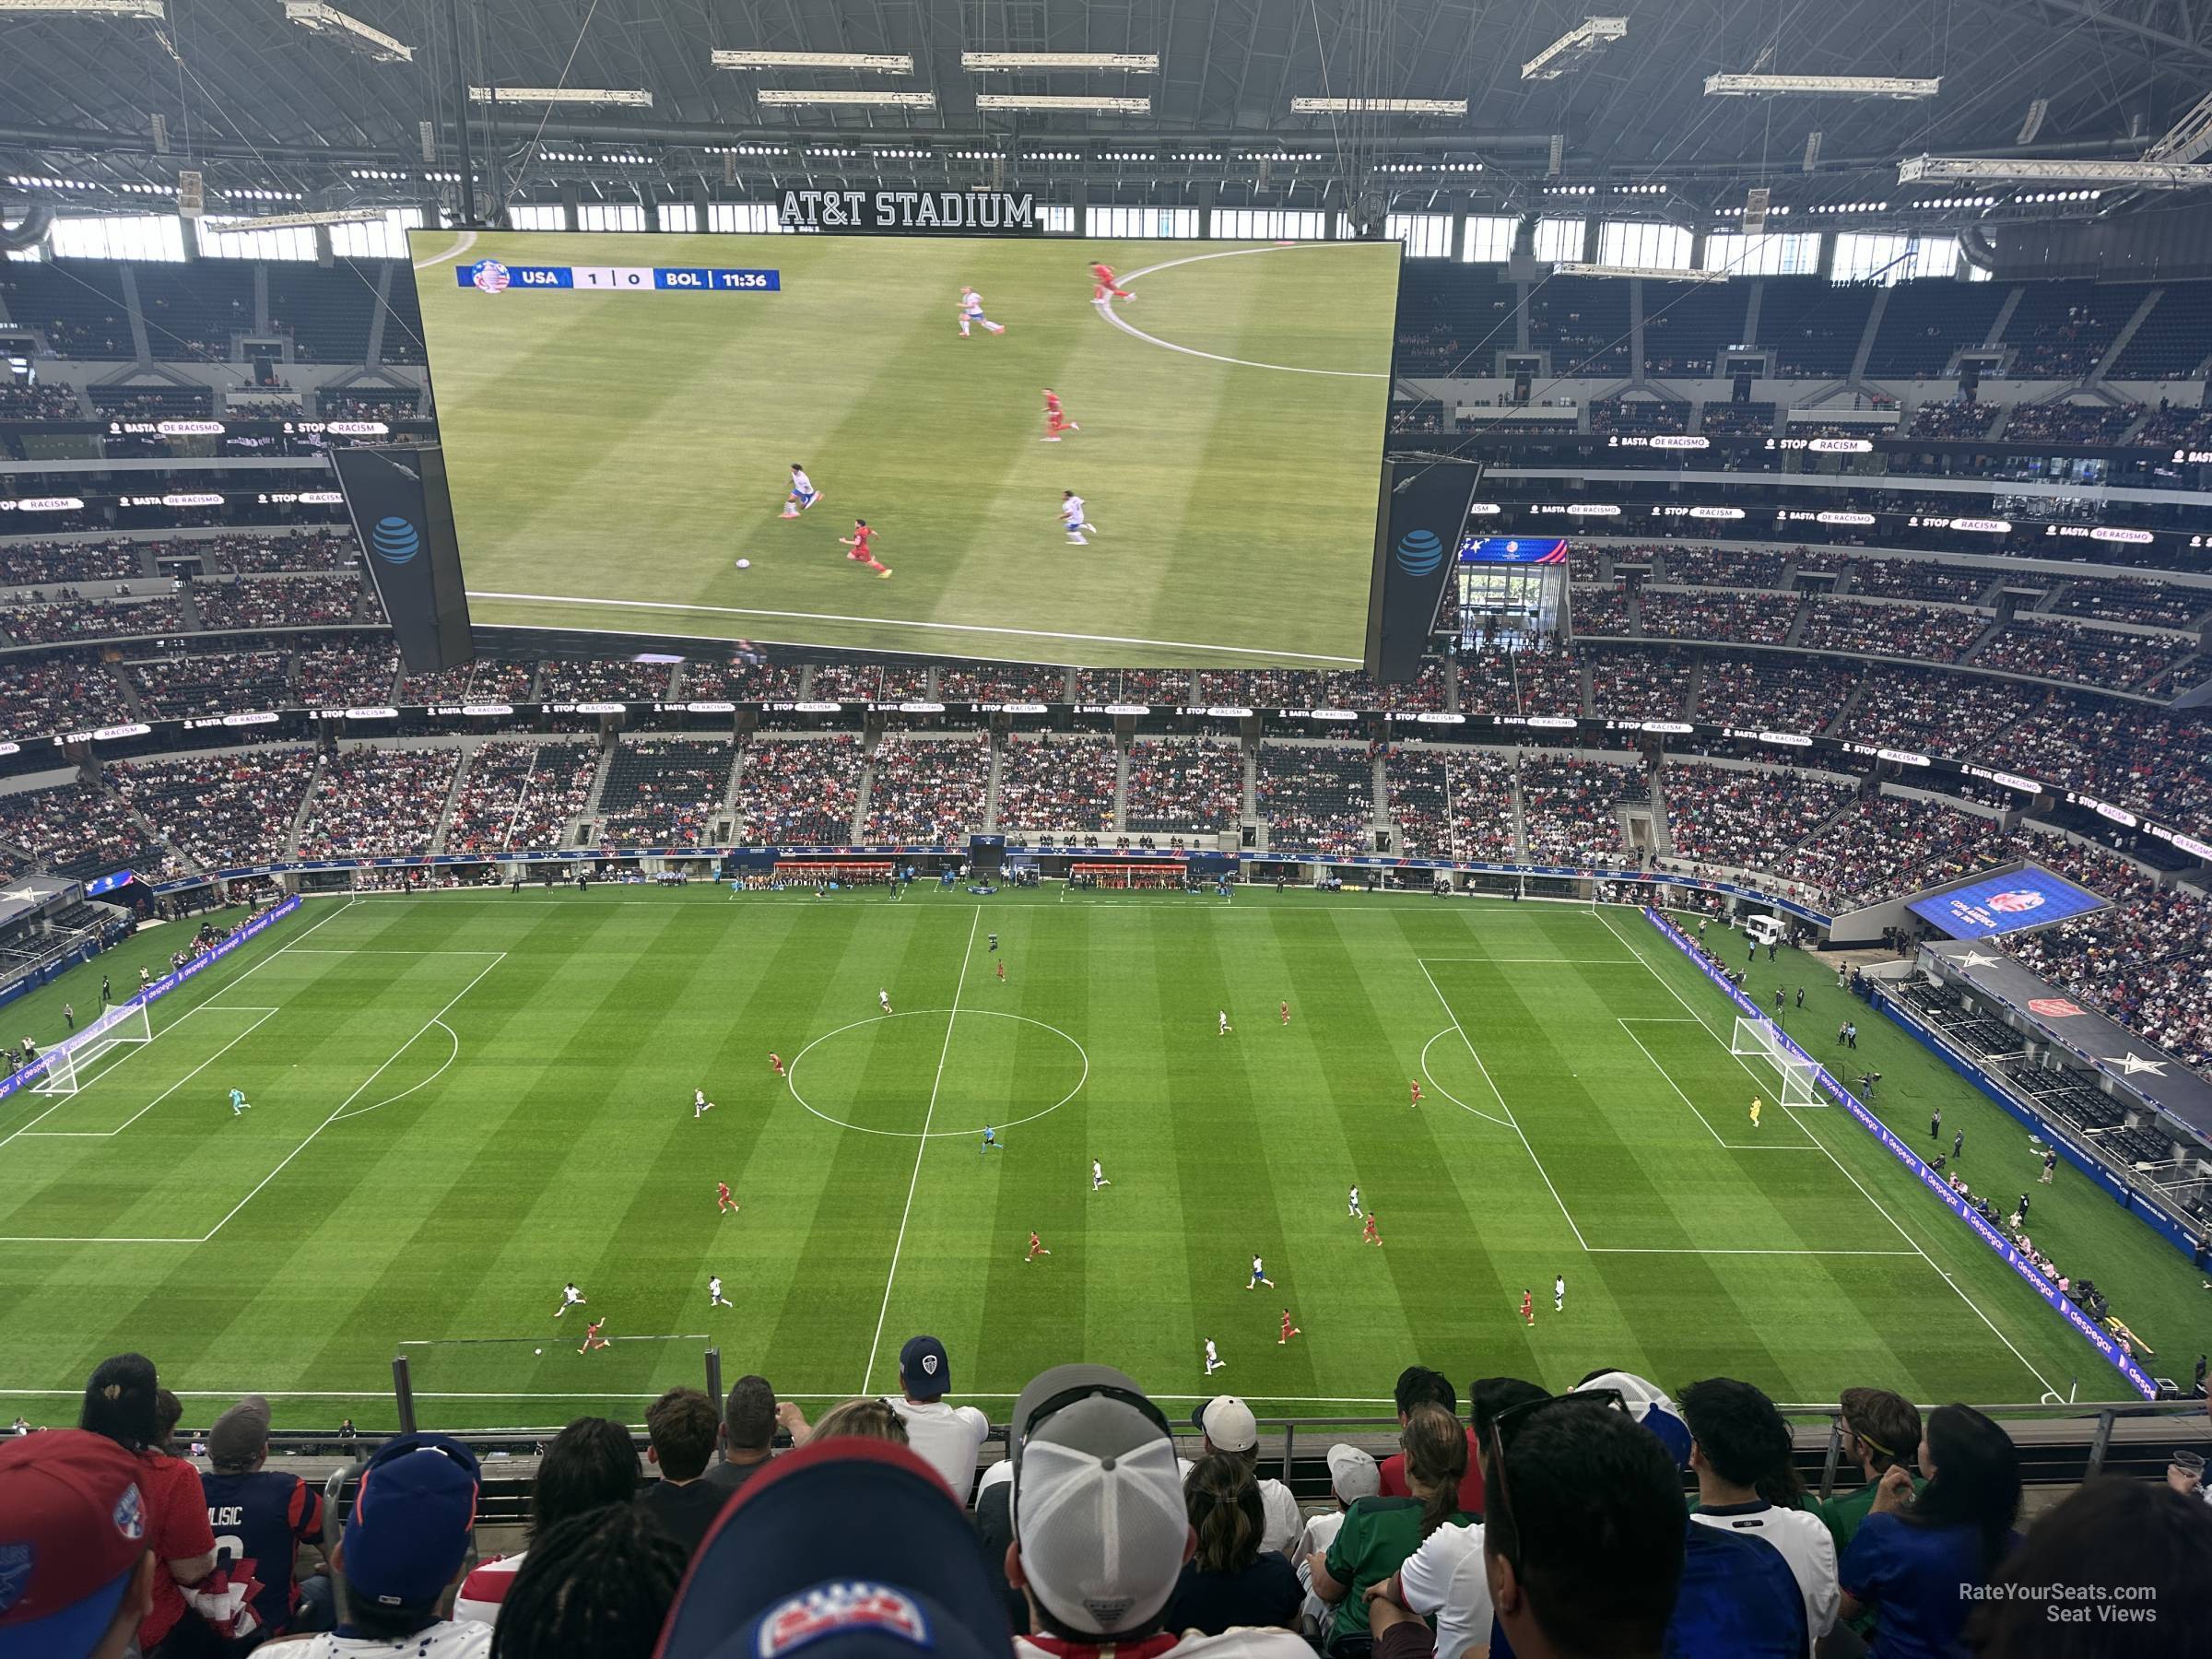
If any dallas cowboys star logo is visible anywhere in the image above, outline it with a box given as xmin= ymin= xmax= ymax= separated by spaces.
xmin=2112 ymin=1053 xmax=2169 ymax=1077
xmin=1957 ymin=950 xmax=2001 ymax=969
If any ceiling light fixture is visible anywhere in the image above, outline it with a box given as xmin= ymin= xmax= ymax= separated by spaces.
xmin=1900 ymin=154 xmax=2201 ymax=187
xmin=974 ymin=94 xmax=1150 ymax=112
xmin=961 ymin=52 xmax=1159 ymax=72
xmin=1707 ymin=72 xmax=1939 ymax=98
xmin=755 ymin=88 xmax=936 ymax=108
xmin=469 ymin=86 xmax=653 ymax=107
xmin=1291 ymin=96 xmax=1467 ymax=114
xmin=710 ymin=51 xmax=912 ymax=73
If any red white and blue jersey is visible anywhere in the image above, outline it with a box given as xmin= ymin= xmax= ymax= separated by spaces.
xmin=196 ymin=1468 xmax=324 ymax=1642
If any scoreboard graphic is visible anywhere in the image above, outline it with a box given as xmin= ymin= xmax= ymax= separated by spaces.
xmin=460 ymin=259 xmax=779 ymax=293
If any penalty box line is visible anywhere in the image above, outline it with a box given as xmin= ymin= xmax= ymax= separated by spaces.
xmin=1594 ymin=907 xmax=2059 ymax=1398
xmin=0 ymin=951 xmax=508 ymax=1249
xmin=1613 ymin=1018 xmax=1821 ymax=1152
xmin=12 ymin=1006 xmax=281 ymax=1141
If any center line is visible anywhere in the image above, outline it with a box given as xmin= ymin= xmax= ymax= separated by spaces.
xmin=862 ymin=910 xmax=979 ymax=1394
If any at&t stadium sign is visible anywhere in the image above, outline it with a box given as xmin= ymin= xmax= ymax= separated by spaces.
xmin=777 ymin=189 xmax=1039 ymax=232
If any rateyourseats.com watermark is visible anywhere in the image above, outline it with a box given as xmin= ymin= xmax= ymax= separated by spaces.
xmin=1964 ymin=1583 xmax=2160 ymax=1624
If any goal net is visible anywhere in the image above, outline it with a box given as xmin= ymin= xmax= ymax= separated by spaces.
xmin=1730 ymin=1016 xmax=1822 ymax=1108
xmin=30 ymin=1000 xmax=153 ymax=1098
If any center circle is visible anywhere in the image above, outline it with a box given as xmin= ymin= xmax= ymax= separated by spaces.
xmin=784 ymin=1008 xmax=1088 ymax=1138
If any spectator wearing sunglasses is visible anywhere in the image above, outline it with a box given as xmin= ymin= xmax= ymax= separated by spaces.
xmin=1480 ymin=1395 xmax=1688 ymax=1658
xmin=1838 ymin=1405 xmax=2021 ymax=1659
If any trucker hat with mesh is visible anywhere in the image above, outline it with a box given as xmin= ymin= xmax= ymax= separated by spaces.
xmin=1007 ymin=1364 xmax=1191 ymax=1639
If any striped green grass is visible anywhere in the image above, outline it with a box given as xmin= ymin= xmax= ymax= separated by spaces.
xmin=1 ymin=886 xmax=2197 ymax=1431
xmin=414 ymin=229 xmax=1399 ymax=667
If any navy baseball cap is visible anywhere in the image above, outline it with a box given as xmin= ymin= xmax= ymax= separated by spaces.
xmin=342 ymin=1433 xmax=482 ymax=1608
xmin=899 ymin=1335 xmax=950 ymax=1401
xmin=654 ymin=1437 xmax=1014 ymax=1659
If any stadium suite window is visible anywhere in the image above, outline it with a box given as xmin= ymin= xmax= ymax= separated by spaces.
xmin=1533 ymin=218 xmax=1585 ymax=262
xmin=1213 ymin=208 xmax=1326 ymax=240
xmin=1462 ymin=215 xmax=1518 ymax=262
xmin=1386 ymin=214 xmax=1453 ymax=258
xmin=507 ymin=204 xmax=567 ymax=231
xmin=331 ymin=210 xmax=425 ymax=261
xmin=202 ymin=223 xmax=317 ymax=261
xmin=1704 ymin=231 xmax=1821 ymax=276
xmin=578 ymin=203 xmax=647 ymax=232
xmin=46 ymin=214 xmax=186 ymax=263
xmin=1085 ymin=206 xmax=1200 ymax=238
xmin=1599 ymin=220 xmax=1693 ymax=271
xmin=707 ymin=205 xmax=789 ymax=234
xmin=1832 ymin=232 xmax=1963 ymax=284
xmin=1041 ymin=205 xmax=1077 ymax=234
xmin=658 ymin=202 xmax=700 ymax=233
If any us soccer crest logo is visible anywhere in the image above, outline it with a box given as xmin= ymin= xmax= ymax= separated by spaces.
xmin=1984 ymin=889 xmax=2045 ymax=914
xmin=468 ymin=259 xmax=512 ymax=293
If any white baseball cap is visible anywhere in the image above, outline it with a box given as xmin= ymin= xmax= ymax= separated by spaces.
xmin=1325 ymin=1443 xmax=1381 ymax=1502
xmin=1192 ymin=1395 xmax=1258 ymax=1454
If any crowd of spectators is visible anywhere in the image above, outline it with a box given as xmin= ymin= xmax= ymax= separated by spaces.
xmin=1975 ymin=619 xmax=2194 ymax=690
xmin=1077 ymin=668 xmax=1191 ymax=706
xmin=2139 ymin=404 xmax=2212 ymax=447
xmin=1691 ymin=652 xmax=1858 ymax=732
xmin=0 ymin=777 xmax=167 ymax=882
xmin=738 ymin=736 xmax=865 ymax=844
xmin=297 ymin=747 xmax=461 ymax=858
xmin=2048 ymin=575 xmax=2211 ymax=629
xmin=1591 ymin=396 xmax=1690 ymax=433
xmin=1640 ymin=589 xmax=1801 ymax=645
xmin=1698 ymin=400 xmax=1774 ymax=437
xmin=0 ymin=538 xmax=145 ymax=585
xmin=1507 ymin=650 xmax=1586 ymax=716
xmin=937 ymin=665 xmax=1074 ymax=703
xmin=1908 ymin=399 xmax=1997 ymax=440
xmin=317 ymin=394 xmax=423 ymax=422
xmin=806 ymin=661 xmax=928 ymax=702
xmin=1570 ymin=583 xmax=1631 ymax=636
xmin=1983 ymin=698 xmax=2212 ymax=830
xmin=862 ymin=735 xmax=991 ymax=844
xmin=1844 ymin=558 xmax=1990 ymax=605
xmin=129 ymin=649 xmax=293 ymax=719
xmin=538 ymin=658 xmax=674 ymax=702
xmin=677 ymin=659 xmax=809 ymax=701
xmin=1843 ymin=666 xmax=2044 ymax=752
xmin=25 ymin=1340 xmax=2202 ymax=1659
xmin=1255 ymin=742 xmax=1374 ymax=858
xmin=1797 ymin=597 xmax=1990 ymax=663
xmin=597 ymin=740 xmax=735 ymax=847
xmin=0 ymin=379 xmax=81 ymax=418
xmin=1517 ymin=756 xmax=1645 ymax=865
xmin=1659 ymin=761 xmax=1856 ymax=875
xmin=294 ymin=637 xmax=398 ymax=707
xmin=1124 ymin=739 xmax=1242 ymax=834
xmin=192 ymin=577 xmax=359 ymax=631
xmin=2004 ymin=400 xmax=2140 ymax=445
xmin=996 ymin=735 xmax=1117 ymax=835
xmin=209 ymin=531 xmax=357 ymax=574
xmin=1655 ymin=546 xmax=1792 ymax=589
xmin=111 ymin=747 xmax=318 ymax=869
xmin=444 ymin=741 xmax=599 ymax=853
xmin=400 ymin=659 xmax=537 ymax=705
xmin=1386 ymin=746 xmax=1515 ymax=863
xmin=1587 ymin=651 xmax=1694 ymax=722
xmin=3 ymin=592 xmax=185 ymax=644
xmin=2006 ymin=877 xmax=2212 ymax=1067
xmin=1780 ymin=791 xmax=2017 ymax=908
xmin=0 ymin=653 xmax=132 ymax=738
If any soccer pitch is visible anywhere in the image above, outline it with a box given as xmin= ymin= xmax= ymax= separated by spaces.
xmin=1 ymin=885 xmax=2156 ymax=1429
xmin=412 ymin=229 xmax=1400 ymax=667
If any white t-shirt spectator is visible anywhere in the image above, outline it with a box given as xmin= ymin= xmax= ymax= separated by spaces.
xmin=1396 ymin=1520 xmax=1491 ymax=1659
xmin=261 ymin=1621 xmax=490 ymax=1658
xmin=1291 ymin=1511 xmax=1348 ymax=1627
xmin=886 ymin=1395 xmax=990 ymax=1502
xmin=1178 ymin=1459 xmax=1301 ymax=1556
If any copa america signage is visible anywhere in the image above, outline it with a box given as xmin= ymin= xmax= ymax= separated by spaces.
xmin=777 ymin=189 xmax=1039 ymax=233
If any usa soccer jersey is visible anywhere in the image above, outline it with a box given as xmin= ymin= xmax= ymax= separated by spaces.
xmin=197 ymin=1467 xmax=326 ymax=1644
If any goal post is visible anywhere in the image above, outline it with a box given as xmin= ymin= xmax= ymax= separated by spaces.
xmin=1730 ymin=1015 xmax=1822 ymax=1108
xmin=30 ymin=999 xmax=153 ymax=1098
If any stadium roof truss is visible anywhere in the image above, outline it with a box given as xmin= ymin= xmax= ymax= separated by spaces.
xmin=0 ymin=0 xmax=2206 ymax=212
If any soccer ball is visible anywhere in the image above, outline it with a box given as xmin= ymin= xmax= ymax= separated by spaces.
xmin=735 ymin=559 xmax=751 ymax=570
xmin=534 ymin=1347 xmax=543 ymax=1355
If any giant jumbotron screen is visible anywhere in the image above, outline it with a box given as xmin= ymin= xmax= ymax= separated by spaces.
xmin=408 ymin=229 xmax=1402 ymax=668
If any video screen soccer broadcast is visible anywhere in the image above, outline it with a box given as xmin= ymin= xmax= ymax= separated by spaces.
xmin=410 ymin=228 xmax=1402 ymax=667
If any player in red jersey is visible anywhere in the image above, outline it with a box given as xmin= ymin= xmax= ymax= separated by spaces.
xmin=579 ymin=1317 xmax=609 ymax=1355
xmin=1409 ymin=1080 xmax=1423 ymax=1110
xmin=839 ymin=519 xmax=892 ymax=579
xmin=1278 ymin=1308 xmax=1301 ymax=1345
xmin=1041 ymin=389 xmax=1080 ymax=441
xmin=769 ymin=1052 xmax=784 ymax=1077
xmin=1279 ymin=1001 xmax=1290 ymax=1026
xmin=716 ymin=1181 xmax=739 ymax=1215
xmin=1024 ymin=1230 xmax=1053 ymax=1264
xmin=1362 ymin=1213 xmax=1382 ymax=1247
xmin=1090 ymin=262 xmax=1133 ymax=302
xmin=1519 ymin=1289 xmax=1535 ymax=1327
xmin=995 ymin=959 xmax=1006 ymax=982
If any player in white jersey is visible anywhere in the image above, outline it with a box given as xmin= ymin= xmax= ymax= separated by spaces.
xmin=1091 ymin=1159 xmax=1111 ymax=1191
xmin=1347 ymin=1184 xmax=1362 ymax=1218
xmin=1204 ymin=1337 xmax=1226 ymax=1375
xmin=555 ymin=1282 xmax=585 ymax=1317
xmin=1554 ymin=1273 xmax=1566 ymax=1312
xmin=782 ymin=464 xmax=821 ymax=518
xmin=710 ymin=1275 xmax=734 ymax=1309
xmin=957 ymin=286 xmax=1006 ymax=337
xmin=1246 ymin=1254 xmax=1275 ymax=1290
xmin=1218 ymin=1009 xmax=1232 ymax=1037
xmin=879 ymin=987 xmax=895 ymax=1015
xmin=694 ymin=1088 xmax=714 ymax=1120
xmin=1061 ymin=490 xmax=1098 ymax=546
